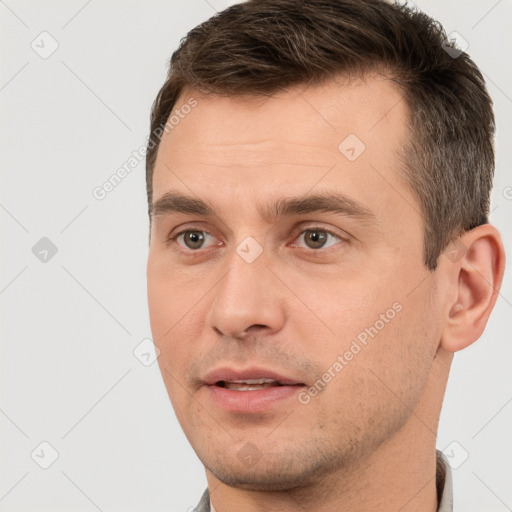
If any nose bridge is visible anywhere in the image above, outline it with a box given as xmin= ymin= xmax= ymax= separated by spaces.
xmin=207 ymin=242 xmax=285 ymax=338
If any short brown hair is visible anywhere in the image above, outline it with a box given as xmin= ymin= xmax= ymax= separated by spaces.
xmin=146 ymin=0 xmax=495 ymax=270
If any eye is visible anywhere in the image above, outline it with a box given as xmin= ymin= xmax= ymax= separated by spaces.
xmin=292 ymin=228 xmax=343 ymax=250
xmin=168 ymin=226 xmax=346 ymax=253
xmin=173 ymin=230 xmax=217 ymax=250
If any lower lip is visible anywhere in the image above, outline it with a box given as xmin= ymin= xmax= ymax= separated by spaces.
xmin=205 ymin=384 xmax=304 ymax=413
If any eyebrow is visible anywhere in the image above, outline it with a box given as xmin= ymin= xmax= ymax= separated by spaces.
xmin=150 ymin=190 xmax=376 ymax=224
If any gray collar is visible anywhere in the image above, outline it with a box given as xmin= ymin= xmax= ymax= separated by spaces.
xmin=195 ymin=450 xmax=453 ymax=512
xmin=436 ymin=449 xmax=454 ymax=512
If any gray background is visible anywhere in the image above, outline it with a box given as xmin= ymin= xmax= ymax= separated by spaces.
xmin=1 ymin=1 xmax=510 ymax=511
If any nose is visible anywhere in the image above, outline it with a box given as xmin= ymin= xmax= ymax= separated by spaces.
xmin=206 ymin=248 xmax=286 ymax=340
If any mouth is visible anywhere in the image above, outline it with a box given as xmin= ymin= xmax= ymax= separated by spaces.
xmin=215 ymin=378 xmax=294 ymax=391
xmin=203 ymin=367 xmax=305 ymax=388
xmin=202 ymin=367 xmax=306 ymax=413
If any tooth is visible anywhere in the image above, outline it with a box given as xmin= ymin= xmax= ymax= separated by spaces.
xmin=228 ymin=379 xmax=278 ymax=385
xmin=223 ymin=382 xmax=276 ymax=391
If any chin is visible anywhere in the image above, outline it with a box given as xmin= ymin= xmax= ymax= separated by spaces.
xmin=207 ymin=466 xmax=316 ymax=491
xmin=202 ymin=449 xmax=342 ymax=492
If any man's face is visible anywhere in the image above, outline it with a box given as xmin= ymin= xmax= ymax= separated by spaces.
xmin=147 ymin=75 xmax=445 ymax=490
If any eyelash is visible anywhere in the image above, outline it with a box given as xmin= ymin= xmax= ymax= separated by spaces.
xmin=167 ymin=226 xmax=346 ymax=253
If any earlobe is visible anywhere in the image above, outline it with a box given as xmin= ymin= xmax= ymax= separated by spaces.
xmin=440 ymin=224 xmax=505 ymax=353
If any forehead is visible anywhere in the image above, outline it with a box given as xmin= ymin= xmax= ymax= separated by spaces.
xmin=160 ymin=75 xmax=406 ymax=160
xmin=151 ymin=74 xmax=413 ymax=221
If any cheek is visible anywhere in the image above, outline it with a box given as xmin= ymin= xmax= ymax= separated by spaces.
xmin=295 ymin=268 xmax=436 ymax=390
xmin=149 ymin=272 xmax=201 ymax=423
xmin=287 ymin=270 xmax=404 ymax=348
xmin=147 ymin=255 xmax=199 ymax=338
xmin=147 ymin=258 xmax=204 ymax=385
xmin=354 ymin=283 xmax=440 ymax=407
xmin=310 ymin=295 xmax=437 ymax=445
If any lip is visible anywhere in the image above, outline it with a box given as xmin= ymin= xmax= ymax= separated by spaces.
xmin=203 ymin=366 xmax=304 ymax=386
xmin=202 ymin=366 xmax=306 ymax=414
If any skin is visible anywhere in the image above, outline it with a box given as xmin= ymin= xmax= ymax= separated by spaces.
xmin=146 ymin=74 xmax=505 ymax=512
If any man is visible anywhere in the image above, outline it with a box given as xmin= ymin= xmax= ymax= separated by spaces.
xmin=145 ymin=1 xmax=505 ymax=510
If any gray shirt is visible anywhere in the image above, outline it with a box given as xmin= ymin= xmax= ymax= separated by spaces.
xmin=194 ymin=450 xmax=453 ymax=512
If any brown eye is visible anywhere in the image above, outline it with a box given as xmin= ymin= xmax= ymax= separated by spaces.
xmin=293 ymin=228 xmax=343 ymax=250
xmin=169 ymin=229 xmax=219 ymax=252
xmin=181 ymin=231 xmax=206 ymax=249
xmin=303 ymin=229 xmax=329 ymax=249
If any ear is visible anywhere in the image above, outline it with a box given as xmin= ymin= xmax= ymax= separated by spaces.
xmin=440 ymin=224 xmax=506 ymax=353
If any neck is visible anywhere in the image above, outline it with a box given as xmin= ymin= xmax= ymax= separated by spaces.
xmin=206 ymin=349 xmax=452 ymax=512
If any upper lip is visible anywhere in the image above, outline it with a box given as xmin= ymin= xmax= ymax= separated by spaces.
xmin=202 ymin=366 xmax=305 ymax=386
